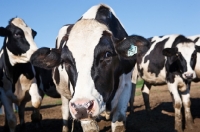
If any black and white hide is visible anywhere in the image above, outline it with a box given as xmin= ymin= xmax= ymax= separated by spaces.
xmin=0 ymin=17 xmax=42 ymax=132
xmin=130 ymin=34 xmax=200 ymax=132
xmin=30 ymin=4 xmax=145 ymax=132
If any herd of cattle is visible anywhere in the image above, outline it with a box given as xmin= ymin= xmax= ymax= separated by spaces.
xmin=0 ymin=4 xmax=200 ymax=132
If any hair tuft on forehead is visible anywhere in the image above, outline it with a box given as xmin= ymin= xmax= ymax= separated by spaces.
xmin=9 ymin=17 xmax=27 ymax=27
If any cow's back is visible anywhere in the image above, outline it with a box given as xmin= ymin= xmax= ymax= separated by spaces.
xmin=139 ymin=35 xmax=184 ymax=84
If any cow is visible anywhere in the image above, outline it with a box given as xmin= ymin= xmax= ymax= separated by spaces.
xmin=129 ymin=34 xmax=200 ymax=132
xmin=0 ymin=17 xmax=42 ymax=132
xmin=30 ymin=4 xmax=146 ymax=132
xmin=188 ymin=35 xmax=200 ymax=82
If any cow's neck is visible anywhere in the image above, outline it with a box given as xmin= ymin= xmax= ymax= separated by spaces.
xmin=3 ymin=45 xmax=14 ymax=83
xmin=136 ymin=44 xmax=150 ymax=64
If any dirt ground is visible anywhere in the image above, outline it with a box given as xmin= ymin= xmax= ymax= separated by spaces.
xmin=1 ymin=82 xmax=200 ymax=132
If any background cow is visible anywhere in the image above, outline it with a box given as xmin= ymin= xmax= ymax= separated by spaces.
xmin=0 ymin=17 xmax=42 ymax=132
xmin=129 ymin=34 xmax=200 ymax=132
xmin=30 ymin=4 xmax=143 ymax=132
xmin=188 ymin=35 xmax=200 ymax=82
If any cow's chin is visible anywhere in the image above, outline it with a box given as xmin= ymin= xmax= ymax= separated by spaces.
xmin=80 ymin=117 xmax=96 ymax=121
xmin=80 ymin=120 xmax=99 ymax=132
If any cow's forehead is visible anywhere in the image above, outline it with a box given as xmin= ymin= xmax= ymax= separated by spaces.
xmin=11 ymin=18 xmax=27 ymax=28
xmin=177 ymin=42 xmax=195 ymax=55
xmin=67 ymin=19 xmax=110 ymax=71
xmin=82 ymin=4 xmax=117 ymax=19
xmin=11 ymin=18 xmax=32 ymax=34
xmin=67 ymin=19 xmax=110 ymax=54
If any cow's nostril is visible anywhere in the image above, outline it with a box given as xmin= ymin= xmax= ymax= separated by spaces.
xmin=87 ymin=100 xmax=94 ymax=111
xmin=71 ymin=103 xmax=76 ymax=108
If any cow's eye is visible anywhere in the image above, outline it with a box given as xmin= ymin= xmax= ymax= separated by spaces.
xmin=176 ymin=52 xmax=181 ymax=59
xmin=104 ymin=51 xmax=112 ymax=58
xmin=14 ymin=33 xmax=22 ymax=38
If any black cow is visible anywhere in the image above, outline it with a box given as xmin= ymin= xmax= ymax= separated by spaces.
xmin=129 ymin=34 xmax=200 ymax=132
xmin=0 ymin=17 xmax=42 ymax=132
xmin=30 ymin=4 xmax=144 ymax=132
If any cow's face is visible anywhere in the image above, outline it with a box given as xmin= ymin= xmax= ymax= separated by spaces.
xmin=163 ymin=40 xmax=200 ymax=80
xmin=31 ymin=20 xmax=135 ymax=120
xmin=63 ymin=19 xmax=134 ymax=120
xmin=0 ymin=17 xmax=38 ymax=66
xmin=31 ymin=4 xmax=142 ymax=121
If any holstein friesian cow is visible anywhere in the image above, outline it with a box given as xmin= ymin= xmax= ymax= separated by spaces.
xmin=188 ymin=35 xmax=200 ymax=82
xmin=129 ymin=34 xmax=200 ymax=132
xmin=30 ymin=4 xmax=146 ymax=132
xmin=0 ymin=17 xmax=42 ymax=132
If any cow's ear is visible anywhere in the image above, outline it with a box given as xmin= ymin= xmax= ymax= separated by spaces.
xmin=0 ymin=27 xmax=11 ymax=37
xmin=163 ymin=48 xmax=178 ymax=65
xmin=32 ymin=29 xmax=37 ymax=38
xmin=115 ymin=35 xmax=150 ymax=58
xmin=30 ymin=47 xmax=61 ymax=69
xmin=95 ymin=5 xmax=113 ymax=27
xmin=162 ymin=48 xmax=178 ymax=57
xmin=195 ymin=45 xmax=200 ymax=53
xmin=95 ymin=5 xmax=127 ymax=40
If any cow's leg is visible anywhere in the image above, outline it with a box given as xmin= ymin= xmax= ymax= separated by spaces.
xmin=0 ymin=89 xmax=16 ymax=132
xmin=61 ymin=95 xmax=70 ymax=132
xmin=129 ymin=83 xmax=136 ymax=115
xmin=29 ymin=80 xmax=42 ymax=127
xmin=168 ymin=83 xmax=183 ymax=132
xmin=18 ymin=99 xmax=28 ymax=130
xmin=111 ymin=78 xmax=132 ymax=132
xmin=129 ymin=67 xmax=138 ymax=114
xmin=4 ymin=115 xmax=10 ymax=132
xmin=181 ymin=83 xmax=193 ymax=129
xmin=141 ymin=82 xmax=152 ymax=116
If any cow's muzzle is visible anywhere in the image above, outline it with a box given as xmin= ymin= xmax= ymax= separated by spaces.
xmin=70 ymin=100 xmax=95 ymax=120
xmin=183 ymin=72 xmax=196 ymax=81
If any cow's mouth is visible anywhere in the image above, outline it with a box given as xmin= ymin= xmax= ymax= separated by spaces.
xmin=182 ymin=72 xmax=195 ymax=81
xmin=73 ymin=100 xmax=95 ymax=120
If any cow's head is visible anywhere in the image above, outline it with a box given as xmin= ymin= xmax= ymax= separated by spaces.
xmin=163 ymin=35 xmax=200 ymax=81
xmin=0 ymin=17 xmax=38 ymax=66
xmin=31 ymin=4 xmax=145 ymax=120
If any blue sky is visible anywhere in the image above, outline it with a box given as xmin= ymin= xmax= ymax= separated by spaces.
xmin=0 ymin=1 xmax=199 ymax=48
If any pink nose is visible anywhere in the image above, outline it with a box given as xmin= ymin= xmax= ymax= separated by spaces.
xmin=70 ymin=99 xmax=95 ymax=119
xmin=184 ymin=73 xmax=193 ymax=80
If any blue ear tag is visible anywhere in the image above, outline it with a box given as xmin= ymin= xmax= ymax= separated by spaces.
xmin=127 ymin=44 xmax=137 ymax=56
